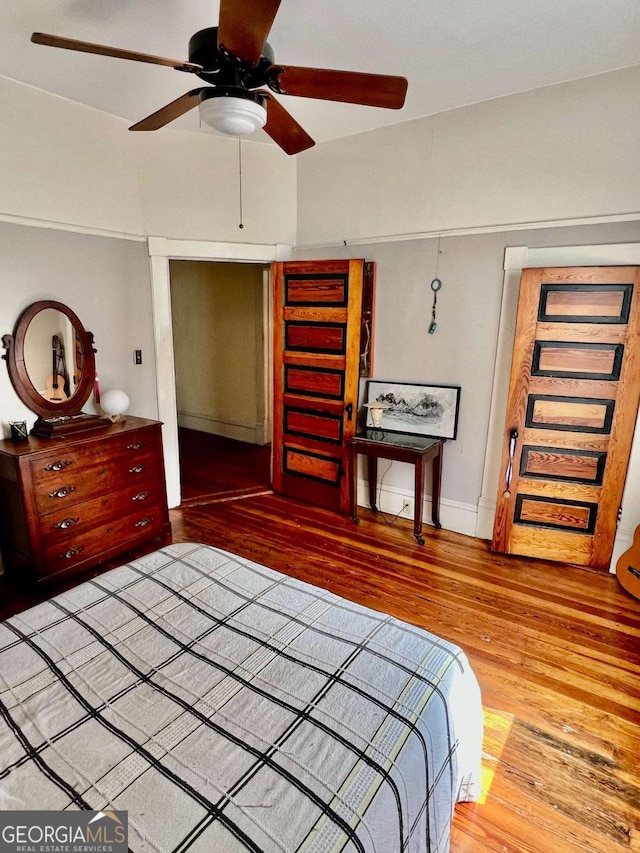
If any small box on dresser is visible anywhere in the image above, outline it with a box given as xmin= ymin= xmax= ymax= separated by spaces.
xmin=0 ymin=416 xmax=171 ymax=587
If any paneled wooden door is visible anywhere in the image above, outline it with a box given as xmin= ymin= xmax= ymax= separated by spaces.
xmin=492 ymin=266 xmax=640 ymax=568
xmin=272 ymin=259 xmax=373 ymax=514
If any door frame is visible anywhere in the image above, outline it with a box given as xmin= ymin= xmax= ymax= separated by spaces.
xmin=148 ymin=237 xmax=292 ymax=507
xmin=477 ymin=242 xmax=640 ymax=569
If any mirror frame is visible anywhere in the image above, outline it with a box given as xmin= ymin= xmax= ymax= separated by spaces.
xmin=3 ymin=300 xmax=97 ymax=419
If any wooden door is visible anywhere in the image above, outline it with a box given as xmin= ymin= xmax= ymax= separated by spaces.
xmin=272 ymin=259 xmax=373 ymax=514
xmin=492 ymin=266 xmax=640 ymax=568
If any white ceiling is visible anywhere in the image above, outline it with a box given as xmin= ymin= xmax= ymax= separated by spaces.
xmin=3 ymin=0 xmax=640 ymax=148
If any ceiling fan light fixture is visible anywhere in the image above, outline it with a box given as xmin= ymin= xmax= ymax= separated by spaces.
xmin=199 ymin=89 xmax=267 ymax=136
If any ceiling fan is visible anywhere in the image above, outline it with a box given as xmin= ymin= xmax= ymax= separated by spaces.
xmin=31 ymin=0 xmax=408 ymax=155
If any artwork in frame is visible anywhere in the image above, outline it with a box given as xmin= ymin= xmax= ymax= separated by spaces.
xmin=365 ymin=380 xmax=461 ymax=439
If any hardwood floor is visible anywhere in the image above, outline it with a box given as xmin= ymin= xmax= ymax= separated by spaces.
xmin=178 ymin=428 xmax=271 ymax=504
xmin=1 ymin=432 xmax=639 ymax=852
xmin=171 ymin=493 xmax=640 ymax=853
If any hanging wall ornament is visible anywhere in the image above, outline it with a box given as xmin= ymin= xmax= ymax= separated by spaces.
xmin=429 ymin=235 xmax=443 ymax=334
xmin=429 ymin=277 xmax=442 ymax=333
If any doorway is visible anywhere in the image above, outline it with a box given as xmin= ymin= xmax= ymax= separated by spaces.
xmin=491 ymin=265 xmax=640 ymax=568
xmin=169 ymin=259 xmax=272 ymax=503
xmin=478 ymin=241 xmax=640 ymax=570
xmin=147 ymin=235 xmax=291 ymax=508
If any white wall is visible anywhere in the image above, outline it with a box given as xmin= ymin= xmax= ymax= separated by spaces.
xmin=296 ymin=222 xmax=640 ymax=539
xmin=170 ymin=260 xmax=267 ymax=443
xmin=0 ymin=75 xmax=297 ymax=245
xmin=294 ymin=65 xmax=640 ymax=554
xmin=0 ymin=223 xmax=157 ymax=433
xmin=135 ymin=131 xmax=297 ymax=245
xmin=0 ymin=74 xmax=295 ymax=441
xmin=296 ymin=66 xmax=640 ymax=246
xmin=2 ymin=63 xmax=640 ymax=558
xmin=0 ymin=76 xmax=144 ymax=236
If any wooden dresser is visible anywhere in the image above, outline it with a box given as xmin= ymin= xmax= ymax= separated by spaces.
xmin=0 ymin=416 xmax=171 ymax=586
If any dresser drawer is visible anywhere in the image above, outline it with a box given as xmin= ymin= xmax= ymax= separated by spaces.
xmin=43 ymin=504 xmax=167 ymax=579
xmin=40 ymin=482 xmax=165 ymax=545
xmin=34 ymin=449 xmax=158 ymax=514
xmin=29 ymin=427 xmax=160 ymax=490
xmin=0 ymin=417 xmax=170 ymax=587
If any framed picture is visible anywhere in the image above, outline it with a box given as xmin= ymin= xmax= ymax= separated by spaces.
xmin=364 ymin=380 xmax=461 ymax=439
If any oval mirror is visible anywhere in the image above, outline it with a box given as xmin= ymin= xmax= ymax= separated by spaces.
xmin=3 ymin=300 xmax=97 ymax=420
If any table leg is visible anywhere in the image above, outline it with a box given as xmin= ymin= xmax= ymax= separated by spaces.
xmin=368 ymin=456 xmax=378 ymax=511
xmin=414 ymin=456 xmax=425 ymax=545
xmin=432 ymin=446 xmax=443 ymax=529
xmin=350 ymin=446 xmax=359 ymax=524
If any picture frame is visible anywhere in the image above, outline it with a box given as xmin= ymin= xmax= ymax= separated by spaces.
xmin=364 ymin=380 xmax=461 ymax=439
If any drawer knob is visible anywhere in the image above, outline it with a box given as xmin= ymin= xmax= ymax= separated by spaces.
xmin=58 ymin=546 xmax=83 ymax=560
xmin=127 ymin=441 xmax=144 ymax=450
xmin=132 ymin=490 xmax=151 ymax=501
xmin=44 ymin=459 xmax=73 ymax=472
xmin=49 ymin=485 xmax=77 ymax=499
xmin=129 ymin=464 xmax=148 ymax=475
xmin=134 ymin=516 xmax=154 ymax=528
xmin=54 ymin=517 xmax=80 ymax=530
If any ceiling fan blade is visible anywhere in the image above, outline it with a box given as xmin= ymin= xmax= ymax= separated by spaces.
xmin=269 ymin=66 xmax=408 ymax=109
xmin=129 ymin=89 xmax=205 ymax=131
xmin=258 ymin=92 xmax=314 ymax=155
xmin=217 ymin=0 xmax=281 ymax=65
xmin=31 ymin=32 xmax=202 ymax=72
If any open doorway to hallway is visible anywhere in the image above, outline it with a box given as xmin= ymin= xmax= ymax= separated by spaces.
xmin=169 ymin=259 xmax=272 ymax=504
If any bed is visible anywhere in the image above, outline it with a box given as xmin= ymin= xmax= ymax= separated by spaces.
xmin=0 ymin=542 xmax=483 ymax=852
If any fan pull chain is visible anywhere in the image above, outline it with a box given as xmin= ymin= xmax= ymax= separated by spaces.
xmin=238 ymin=137 xmax=244 ymax=230
xmin=429 ymin=234 xmax=443 ymax=334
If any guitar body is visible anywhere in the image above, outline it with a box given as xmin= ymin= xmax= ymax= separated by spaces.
xmin=615 ymin=524 xmax=640 ymax=600
xmin=43 ymin=334 xmax=69 ymax=403
xmin=43 ymin=374 xmax=68 ymax=403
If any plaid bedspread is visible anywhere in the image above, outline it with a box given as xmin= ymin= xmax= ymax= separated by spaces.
xmin=0 ymin=542 xmax=482 ymax=852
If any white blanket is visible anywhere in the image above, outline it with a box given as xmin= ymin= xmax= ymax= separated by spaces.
xmin=0 ymin=542 xmax=483 ymax=852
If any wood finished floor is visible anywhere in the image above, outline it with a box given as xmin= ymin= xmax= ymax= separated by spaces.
xmin=178 ymin=428 xmax=271 ymax=504
xmin=1 ymin=433 xmax=639 ymax=852
xmin=172 ymin=493 xmax=640 ymax=853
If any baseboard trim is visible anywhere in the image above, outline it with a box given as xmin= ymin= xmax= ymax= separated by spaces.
xmin=476 ymin=496 xmax=497 ymax=540
xmin=356 ymin=480 xmax=478 ymax=538
xmin=356 ymin=481 xmax=628 ymax=572
xmin=178 ymin=413 xmax=259 ymax=444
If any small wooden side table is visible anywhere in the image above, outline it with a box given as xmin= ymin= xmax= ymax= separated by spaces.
xmin=349 ymin=430 xmax=445 ymax=545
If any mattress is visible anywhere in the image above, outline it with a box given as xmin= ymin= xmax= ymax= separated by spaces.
xmin=0 ymin=542 xmax=483 ymax=852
